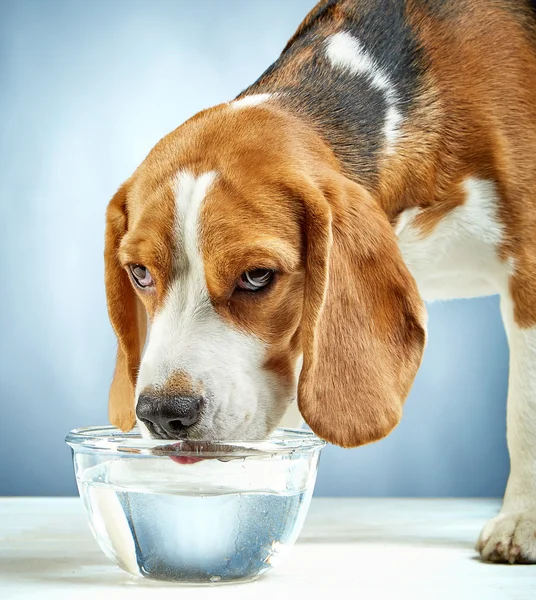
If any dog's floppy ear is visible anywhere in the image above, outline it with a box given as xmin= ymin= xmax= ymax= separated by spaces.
xmin=297 ymin=172 xmax=426 ymax=448
xmin=104 ymin=183 xmax=147 ymax=431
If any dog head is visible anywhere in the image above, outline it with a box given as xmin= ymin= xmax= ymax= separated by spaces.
xmin=104 ymin=101 xmax=426 ymax=446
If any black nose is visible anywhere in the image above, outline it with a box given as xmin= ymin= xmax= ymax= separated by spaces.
xmin=136 ymin=393 xmax=202 ymax=437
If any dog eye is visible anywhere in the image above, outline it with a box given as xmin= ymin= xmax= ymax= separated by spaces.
xmin=237 ymin=269 xmax=275 ymax=292
xmin=129 ymin=264 xmax=154 ymax=289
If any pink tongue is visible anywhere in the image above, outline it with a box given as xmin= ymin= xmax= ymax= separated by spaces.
xmin=170 ymin=456 xmax=204 ymax=465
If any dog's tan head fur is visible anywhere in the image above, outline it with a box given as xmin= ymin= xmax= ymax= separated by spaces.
xmin=104 ymin=100 xmax=426 ymax=446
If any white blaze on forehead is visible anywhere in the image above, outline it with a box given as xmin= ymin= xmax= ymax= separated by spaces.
xmin=230 ymin=93 xmax=273 ymax=110
xmin=175 ymin=170 xmax=217 ymax=271
xmin=325 ymin=31 xmax=402 ymax=153
xmin=135 ymin=170 xmax=288 ymax=439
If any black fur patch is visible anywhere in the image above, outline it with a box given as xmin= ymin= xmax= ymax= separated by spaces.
xmin=240 ymin=0 xmax=427 ymax=182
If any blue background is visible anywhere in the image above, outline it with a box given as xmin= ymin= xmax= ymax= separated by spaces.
xmin=1 ymin=0 xmax=509 ymax=497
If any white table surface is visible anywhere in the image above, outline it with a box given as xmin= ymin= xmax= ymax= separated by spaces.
xmin=1 ymin=497 xmax=534 ymax=600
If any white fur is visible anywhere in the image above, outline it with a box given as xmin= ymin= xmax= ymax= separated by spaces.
xmin=230 ymin=93 xmax=272 ymax=110
xmin=279 ymin=355 xmax=304 ymax=430
xmin=325 ymin=32 xmax=402 ymax=152
xmin=396 ymin=178 xmax=511 ymax=301
xmin=476 ymin=295 xmax=536 ymax=562
xmin=135 ymin=171 xmax=289 ymax=440
xmin=397 ymin=177 xmax=536 ymax=562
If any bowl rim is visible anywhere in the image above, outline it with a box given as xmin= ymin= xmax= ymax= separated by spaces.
xmin=65 ymin=426 xmax=326 ymax=457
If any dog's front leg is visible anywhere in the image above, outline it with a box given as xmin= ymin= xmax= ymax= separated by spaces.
xmin=476 ymin=295 xmax=536 ymax=563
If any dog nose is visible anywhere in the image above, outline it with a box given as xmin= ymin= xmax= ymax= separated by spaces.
xmin=136 ymin=393 xmax=202 ymax=437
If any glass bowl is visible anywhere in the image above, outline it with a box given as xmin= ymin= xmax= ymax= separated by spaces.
xmin=66 ymin=426 xmax=325 ymax=584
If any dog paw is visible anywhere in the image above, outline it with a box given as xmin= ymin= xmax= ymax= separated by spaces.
xmin=476 ymin=510 xmax=536 ymax=564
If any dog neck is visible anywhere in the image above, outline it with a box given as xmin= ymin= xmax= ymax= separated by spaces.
xmin=236 ymin=1 xmax=434 ymax=219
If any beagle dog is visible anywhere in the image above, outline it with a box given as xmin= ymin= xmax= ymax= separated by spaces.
xmin=104 ymin=0 xmax=536 ymax=563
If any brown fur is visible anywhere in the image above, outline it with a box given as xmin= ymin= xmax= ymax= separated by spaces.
xmin=142 ymin=370 xmax=203 ymax=399
xmin=104 ymin=0 xmax=536 ymax=446
xmin=296 ymin=170 xmax=426 ymax=447
xmin=381 ymin=1 xmax=536 ymax=327
xmin=104 ymin=103 xmax=426 ymax=445
xmin=105 ymin=184 xmax=146 ymax=431
xmin=104 ymin=172 xmax=176 ymax=429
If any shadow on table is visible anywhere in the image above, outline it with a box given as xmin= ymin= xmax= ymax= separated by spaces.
xmin=0 ymin=555 xmax=172 ymax=589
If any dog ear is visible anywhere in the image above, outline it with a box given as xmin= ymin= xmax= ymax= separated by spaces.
xmin=104 ymin=183 xmax=147 ymax=431
xmin=297 ymin=172 xmax=427 ymax=447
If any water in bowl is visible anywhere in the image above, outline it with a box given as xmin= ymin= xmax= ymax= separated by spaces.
xmin=77 ymin=457 xmax=313 ymax=583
